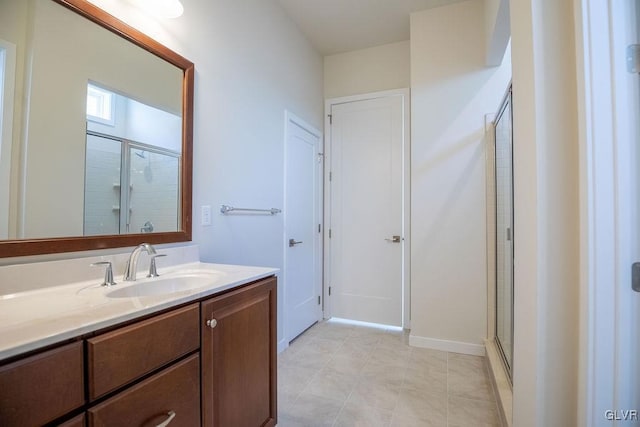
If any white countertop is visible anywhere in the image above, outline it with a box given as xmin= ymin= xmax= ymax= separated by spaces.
xmin=0 ymin=262 xmax=278 ymax=361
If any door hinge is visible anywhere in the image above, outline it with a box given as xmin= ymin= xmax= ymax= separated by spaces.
xmin=627 ymin=44 xmax=640 ymax=73
xmin=328 ymin=286 xmax=332 ymax=296
xmin=506 ymin=227 xmax=512 ymax=241
xmin=328 ymin=114 xmax=333 ymax=125
xmin=329 ymin=171 xmax=332 ymax=181
xmin=318 ymin=224 xmax=321 ymax=233
xmin=329 ymin=229 xmax=332 ymax=238
xmin=632 ymin=263 xmax=640 ymax=292
xmin=318 ymin=295 xmax=321 ymax=305
xmin=317 ymin=152 xmax=324 ymax=163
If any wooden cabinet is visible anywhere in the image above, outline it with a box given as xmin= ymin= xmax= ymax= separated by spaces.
xmin=201 ymin=277 xmax=277 ymax=427
xmin=87 ymin=304 xmax=199 ymax=400
xmin=88 ymin=354 xmax=200 ymax=427
xmin=0 ymin=276 xmax=277 ymax=427
xmin=58 ymin=413 xmax=86 ymax=427
xmin=0 ymin=342 xmax=84 ymax=426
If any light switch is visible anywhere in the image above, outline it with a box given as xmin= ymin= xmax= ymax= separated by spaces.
xmin=201 ymin=205 xmax=211 ymax=226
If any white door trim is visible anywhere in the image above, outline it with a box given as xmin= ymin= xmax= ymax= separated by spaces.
xmin=282 ymin=110 xmax=323 ymax=351
xmin=324 ymin=88 xmax=411 ymax=328
xmin=574 ymin=0 xmax=637 ymax=424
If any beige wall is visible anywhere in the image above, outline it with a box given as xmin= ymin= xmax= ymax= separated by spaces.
xmin=510 ymin=0 xmax=580 ymax=425
xmin=324 ymin=40 xmax=410 ymax=99
xmin=409 ymin=0 xmax=511 ymax=352
xmin=0 ymin=0 xmax=28 ymax=239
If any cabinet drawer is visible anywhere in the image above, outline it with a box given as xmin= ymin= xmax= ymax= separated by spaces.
xmin=88 ymin=354 xmax=200 ymax=427
xmin=58 ymin=413 xmax=85 ymax=427
xmin=87 ymin=303 xmax=199 ymax=400
xmin=0 ymin=342 xmax=84 ymax=426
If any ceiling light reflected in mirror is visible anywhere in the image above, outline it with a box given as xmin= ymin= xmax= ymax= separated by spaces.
xmin=125 ymin=0 xmax=184 ymax=19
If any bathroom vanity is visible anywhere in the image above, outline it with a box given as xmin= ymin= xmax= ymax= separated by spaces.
xmin=0 ymin=261 xmax=277 ymax=427
xmin=0 ymin=0 xmax=280 ymax=424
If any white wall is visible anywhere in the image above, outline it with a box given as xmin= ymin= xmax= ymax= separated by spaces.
xmin=484 ymin=0 xmax=510 ymax=66
xmin=409 ymin=0 xmax=511 ymax=353
xmin=510 ymin=0 xmax=580 ymax=425
xmin=88 ymin=94 xmax=182 ymax=153
xmin=125 ymin=99 xmax=181 ymax=152
xmin=87 ymin=0 xmax=324 ymax=350
xmin=324 ymin=40 xmax=410 ymax=99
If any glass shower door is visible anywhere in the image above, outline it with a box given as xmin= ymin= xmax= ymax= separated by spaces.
xmin=127 ymin=147 xmax=180 ymax=234
xmin=494 ymin=86 xmax=514 ymax=376
xmin=83 ymin=134 xmax=122 ymax=236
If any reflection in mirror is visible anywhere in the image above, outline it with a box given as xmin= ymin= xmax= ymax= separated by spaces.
xmin=0 ymin=40 xmax=15 ymax=241
xmin=17 ymin=0 xmax=183 ymax=240
xmin=0 ymin=0 xmax=193 ymax=257
xmin=83 ymin=84 xmax=181 ymax=236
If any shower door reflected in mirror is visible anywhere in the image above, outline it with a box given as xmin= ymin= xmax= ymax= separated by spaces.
xmin=128 ymin=148 xmax=180 ymax=234
xmin=83 ymin=84 xmax=181 ymax=236
xmin=494 ymin=85 xmax=514 ymax=377
xmin=84 ymin=134 xmax=122 ymax=236
xmin=83 ymin=137 xmax=180 ymax=236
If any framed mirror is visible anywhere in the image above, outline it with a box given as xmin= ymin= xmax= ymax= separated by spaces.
xmin=0 ymin=0 xmax=194 ymax=258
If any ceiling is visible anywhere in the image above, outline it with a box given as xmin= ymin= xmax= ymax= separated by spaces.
xmin=276 ymin=0 xmax=470 ymax=56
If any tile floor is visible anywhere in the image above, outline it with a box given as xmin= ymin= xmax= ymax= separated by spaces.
xmin=277 ymin=320 xmax=501 ymax=427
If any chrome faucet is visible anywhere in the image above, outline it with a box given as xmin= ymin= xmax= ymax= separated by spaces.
xmin=123 ymin=243 xmax=157 ymax=281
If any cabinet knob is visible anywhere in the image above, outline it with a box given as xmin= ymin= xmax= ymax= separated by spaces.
xmin=206 ymin=319 xmax=217 ymax=329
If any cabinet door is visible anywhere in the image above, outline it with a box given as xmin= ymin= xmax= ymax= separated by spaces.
xmin=0 ymin=342 xmax=84 ymax=426
xmin=201 ymin=277 xmax=277 ymax=427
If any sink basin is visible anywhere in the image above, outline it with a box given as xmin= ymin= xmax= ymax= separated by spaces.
xmin=106 ymin=273 xmax=221 ymax=298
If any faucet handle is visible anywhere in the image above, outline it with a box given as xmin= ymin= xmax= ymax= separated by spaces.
xmin=91 ymin=261 xmax=117 ymax=287
xmin=147 ymin=254 xmax=167 ymax=278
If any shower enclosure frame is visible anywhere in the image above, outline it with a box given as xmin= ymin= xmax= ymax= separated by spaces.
xmin=493 ymin=83 xmax=514 ymax=381
xmin=84 ymin=130 xmax=182 ymax=235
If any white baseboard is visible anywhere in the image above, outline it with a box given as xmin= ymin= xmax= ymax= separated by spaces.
xmin=277 ymin=338 xmax=288 ymax=354
xmin=409 ymin=334 xmax=485 ymax=356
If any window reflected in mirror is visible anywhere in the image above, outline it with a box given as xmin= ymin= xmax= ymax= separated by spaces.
xmin=83 ymin=83 xmax=181 ymax=237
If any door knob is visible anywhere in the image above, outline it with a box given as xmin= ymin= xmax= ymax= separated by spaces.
xmin=289 ymin=238 xmax=303 ymax=247
xmin=384 ymin=235 xmax=401 ymax=243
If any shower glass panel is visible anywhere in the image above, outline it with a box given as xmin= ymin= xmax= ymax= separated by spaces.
xmin=128 ymin=147 xmax=180 ymax=234
xmin=494 ymin=86 xmax=514 ymax=376
xmin=84 ymin=134 xmax=122 ymax=236
xmin=83 ymin=137 xmax=180 ymax=235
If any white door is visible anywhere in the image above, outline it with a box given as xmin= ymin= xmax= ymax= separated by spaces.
xmin=613 ymin=0 xmax=640 ymax=414
xmin=284 ymin=112 xmax=323 ymax=342
xmin=327 ymin=91 xmax=408 ymax=327
xmin=578 ymin=0 xmax=640 ymax=421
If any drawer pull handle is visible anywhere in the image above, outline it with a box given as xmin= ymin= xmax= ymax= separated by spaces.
xmin=155 ymin=410 xmax=176 ymax=427
xmin=206 ymin=318 xmax=217 ymax=329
